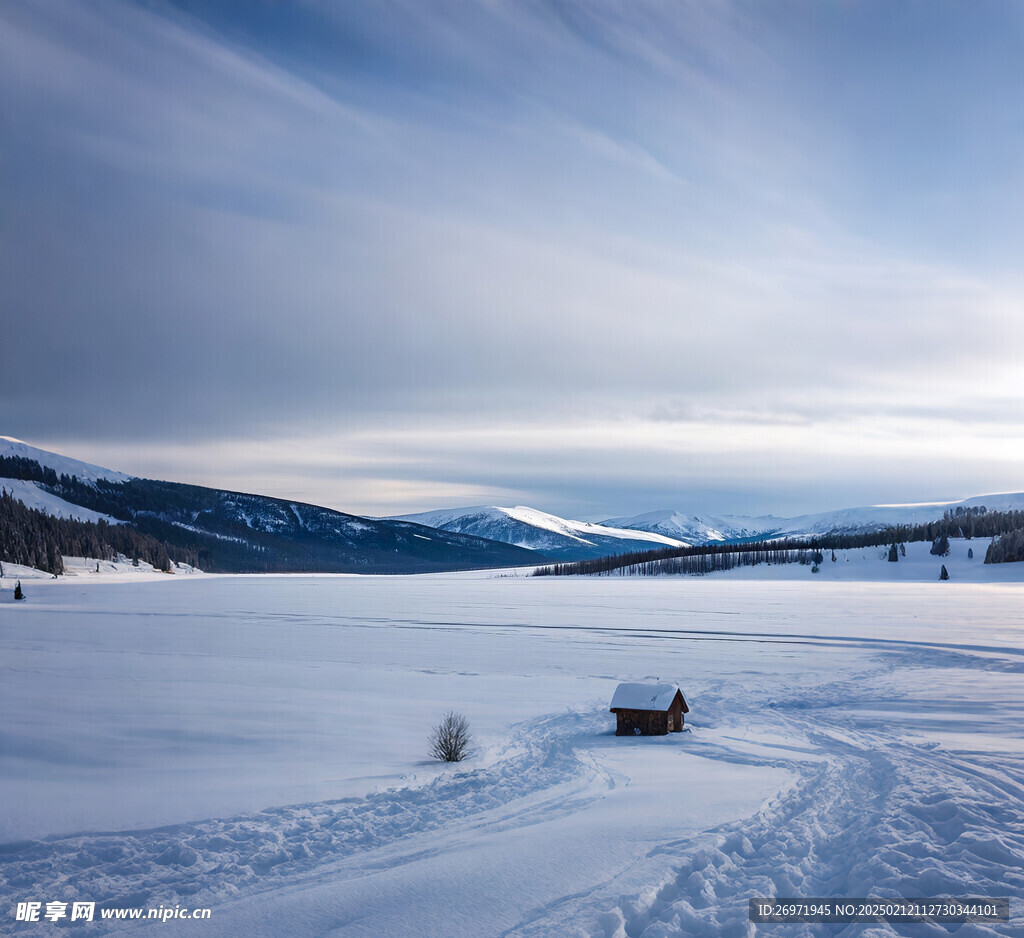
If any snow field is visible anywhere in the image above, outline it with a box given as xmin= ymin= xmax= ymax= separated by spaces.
xmin=716 ymin=538 xmax=1015 ymax=584
xmin=1 ymin=562 xmax=1023 ymax=935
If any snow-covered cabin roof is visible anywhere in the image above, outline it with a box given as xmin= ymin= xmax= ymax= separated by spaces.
xmin=609 ymin=682 xmax=686 ymax=713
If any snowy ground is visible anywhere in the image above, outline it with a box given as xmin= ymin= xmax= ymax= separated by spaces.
xmin=1 ymin=542 xmax=1023 ymax=936
xmin=0 ymin=556 xmax=201 ymax=583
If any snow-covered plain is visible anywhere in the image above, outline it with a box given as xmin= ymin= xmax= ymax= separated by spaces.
xmin=1 ymin=543 xmax=1023 ymax=936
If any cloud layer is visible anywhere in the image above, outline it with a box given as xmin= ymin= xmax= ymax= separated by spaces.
xmin=3 ymin=0 xmax=1023 ymax=516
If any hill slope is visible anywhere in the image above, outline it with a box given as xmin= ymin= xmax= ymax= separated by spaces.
xmin=0 ymin=441 xmax=543 ymax=574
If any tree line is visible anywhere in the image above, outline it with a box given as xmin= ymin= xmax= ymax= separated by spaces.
xmin=534 ymin=543 xmax=824 ymax=577
xmin=534 ymin=540 xmax=827 ymax=577
xmin=0 ymin=490 xmax=197 ymax=574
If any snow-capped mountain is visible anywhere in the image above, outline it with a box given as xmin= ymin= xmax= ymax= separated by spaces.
xmin=391 ymin=505 xmax=688 ymax=560
xmin=607 ymin=493 xmax=1024 ymax=542
xmin=599 ymin=509 xmax=783 ymax=543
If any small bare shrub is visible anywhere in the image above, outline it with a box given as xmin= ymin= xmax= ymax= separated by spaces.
xmin=429 ymin=711 xmax=471 ymax=762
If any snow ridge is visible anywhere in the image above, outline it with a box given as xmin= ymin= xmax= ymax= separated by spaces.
xmin=498 ymin=506 xmax=687 ymax=547
xmin=0 ymin=437 xmax=132 ymax=484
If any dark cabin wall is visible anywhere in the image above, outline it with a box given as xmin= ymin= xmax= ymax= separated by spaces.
xmin=669 ymin=697 xmax=684 ymax=732
xmin=615 ymin=709 xmax=670 ymax=736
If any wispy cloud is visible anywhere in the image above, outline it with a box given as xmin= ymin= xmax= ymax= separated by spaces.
xmin=5 ymin=0 xmax=1024 ymax=515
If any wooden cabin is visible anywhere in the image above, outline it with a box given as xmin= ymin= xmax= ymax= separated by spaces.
xmin=609 ymin=682 xmax=689 ymax=736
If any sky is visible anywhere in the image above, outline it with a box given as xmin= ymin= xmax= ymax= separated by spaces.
xmin=2 ymin=0 xmax=1023 ymax=520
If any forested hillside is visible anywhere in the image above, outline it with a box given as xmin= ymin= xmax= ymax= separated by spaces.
xmin=0 ymin=457 xmax=542 ymax=574
xmin=0 ymin=491 xmax=189 ymax=574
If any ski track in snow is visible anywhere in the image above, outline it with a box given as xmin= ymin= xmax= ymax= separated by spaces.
xmin=4 ymin=650 xmax=1024 ymax=937
xmin=0 ymin=711 xmax=617 ymax=937
xmin=515 ymin=659 xmax=1024 ymax=938
xmin=564 ymin=738 xmax=1024 ymax=937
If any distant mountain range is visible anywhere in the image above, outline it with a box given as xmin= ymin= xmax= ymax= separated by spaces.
xmin=394 ymin=494 xmax=1024 ymax=559
xmin=0 ymin=438 xmax=542 ymax=574
xmin=603 ymin=496 xmax=1024 ymax=542
xmin=4 ymin=436 xmax=1023 ymax=573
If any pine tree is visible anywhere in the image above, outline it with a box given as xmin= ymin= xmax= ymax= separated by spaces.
xmin=939 ymin=564 xmax=949 ymax=581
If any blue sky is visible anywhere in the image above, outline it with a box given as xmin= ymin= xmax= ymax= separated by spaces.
xmin=2 ymin=0 xmax=1023 ymax=518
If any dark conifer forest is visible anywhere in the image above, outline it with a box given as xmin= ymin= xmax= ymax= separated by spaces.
xmin=0 ymin=491 xmax=188 ymax=575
